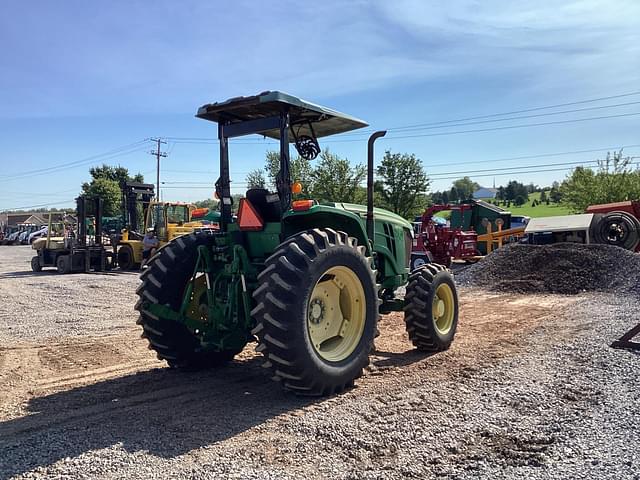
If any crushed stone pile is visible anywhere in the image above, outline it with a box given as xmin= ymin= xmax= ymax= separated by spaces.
xmin=456 ymin=243 xmax=640 ymax=296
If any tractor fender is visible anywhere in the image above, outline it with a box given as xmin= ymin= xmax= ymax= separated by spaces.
xmin=283 ymin=208 xmax=370 ymax=254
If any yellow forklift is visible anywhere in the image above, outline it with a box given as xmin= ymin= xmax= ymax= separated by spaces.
xmin=31 ymin=196 xmax=110 ymax=273
xmin=116 ymin=182 xmax=210 ymax=269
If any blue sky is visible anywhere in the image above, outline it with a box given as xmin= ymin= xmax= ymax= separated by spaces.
xmin=0 ymin=0 xmax=639 ymax=211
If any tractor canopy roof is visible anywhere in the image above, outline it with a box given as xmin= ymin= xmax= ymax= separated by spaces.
xmin=196 ymin=91 xmax=368 ymax=140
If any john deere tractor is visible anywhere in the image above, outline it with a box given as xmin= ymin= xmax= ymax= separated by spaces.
xmin=136 ymin=91 xmax=459 ymax=395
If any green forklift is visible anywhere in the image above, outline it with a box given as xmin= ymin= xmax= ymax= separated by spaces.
xmin=135 ymin=91 xmax=459 ymax=395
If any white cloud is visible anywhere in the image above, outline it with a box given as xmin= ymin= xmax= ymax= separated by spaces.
xmin=1 ymin=0 xmax=638 ymax=118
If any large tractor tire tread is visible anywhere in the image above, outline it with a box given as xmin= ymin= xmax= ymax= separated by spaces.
xmin=251 ymin=228 xmax=378 ymax=396
xmin=404 ymin=263 xmax=458 ymax=352
xmin=135 ymin=232 xmax=243 ymax=369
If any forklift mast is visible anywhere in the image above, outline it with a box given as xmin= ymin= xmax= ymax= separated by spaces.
xmin=76 ymin=196 xmax=104 ymax=246
xmin=121 ymin=181 xmax=155 ymax=233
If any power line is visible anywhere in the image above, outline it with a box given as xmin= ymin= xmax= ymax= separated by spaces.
xmin=336 ymin=91 xmax=640 ymax=136
xmin=0 ymin=142 xmax=151 ymax=183
xmin=426 ymin=144 xmax=640 ymax=168
xmin=162 ymin=155 xmax=640 ymax=187
xmin=0 ymin=198 xmax=77 ymax=213
xmin=163 ymin=110 xmax=640 ymax=146
xmin=431 ymin=162 xmax=640 ymax=181
xmin=323 ymin=112 xmax=640 ymax=143
xmin=0 ymin=140 xmax=149 ymax=180
xmin=334 ymin=100 xmax=640 ymax=137
xmin=163 ymin=91 xmax=640 ymax=144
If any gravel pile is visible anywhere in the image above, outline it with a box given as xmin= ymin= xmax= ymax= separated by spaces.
xmin=456 ymin=243 xmax=640 ymax=295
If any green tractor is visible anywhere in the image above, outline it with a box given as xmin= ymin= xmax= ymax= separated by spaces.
xmin=136 ymin=91 xmax=459 ymax=395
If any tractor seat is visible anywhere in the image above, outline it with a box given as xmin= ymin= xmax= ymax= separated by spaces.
xmin=245 ymin=188 xmax=281 ymax=222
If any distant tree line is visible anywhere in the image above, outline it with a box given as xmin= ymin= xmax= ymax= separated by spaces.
xmin=559 ymin=150 xmax=640 ymax=212
xmin=245 ymin=149 xmax=431 ymax=220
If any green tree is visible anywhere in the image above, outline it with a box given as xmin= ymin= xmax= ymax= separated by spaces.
xmin=194 ymin=198 xmax=218 ymax=209
xmin=452 ymin=176 xmax=480 ymax=200
xmin=560 ymin=151 xmax=640 ymax=212
xmin=310 ymin=150 xmax=366 ymax=203
xmin=514 ymin=195 xmax=526 ymax=206
xmin=539 ymin=190 xmax=548 ymax=203
xmin=549 ymin=181 xmax=563 ymax=203
xmin=246 ymin=169 xmax=266 ymax=189
xmin=81 ymin=164 xmax=144 ymax=216
xmin=504 ymin=180 xmax=529 ymax=202
xmin=264 ymin=151 xmax=314 ymax=191
xmin=449 ymin=186 xmax=459 ymax=203
xmin=376 ymin=150 xmax=430 ymax=219
xmin=431 ymin=190 xmax=445 ymax=204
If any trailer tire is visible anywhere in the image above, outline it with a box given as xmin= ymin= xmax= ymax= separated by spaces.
xmin=31 ymin=256 xmax=42 ymax=272
xmin=135 ymin=232 xmax=245 ymax=369
xmin=404 ymin=264 xmax=458 ymax=351
xmin=410 ymin=253 xmax=430 ymax=271
xmin=251 ymin=228 xmax=378 ymax=396
xmin=592 ymin=211 xmax=640 ymax=251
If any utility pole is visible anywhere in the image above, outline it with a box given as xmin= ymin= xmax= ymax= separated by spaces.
xmin=149 ymin=138 xmax=167 ymax=200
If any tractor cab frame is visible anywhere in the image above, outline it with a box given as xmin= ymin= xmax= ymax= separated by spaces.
xmin=197 ymin=90 xmax=369 ymax=229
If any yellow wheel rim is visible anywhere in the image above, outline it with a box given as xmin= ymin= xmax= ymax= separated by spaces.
xmin=433 ymin=283 xmax=455 ymax=335
xmin=307 ymin=266 xmax=366 ymax=362
xmin=185 ymin=274 xmax=208 ymax=324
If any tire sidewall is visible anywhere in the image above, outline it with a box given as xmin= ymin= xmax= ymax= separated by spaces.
xmin=286 ymin=244 xmax=377 ymax=379
xmin=427 ymin=270 xmax=458 ymax=344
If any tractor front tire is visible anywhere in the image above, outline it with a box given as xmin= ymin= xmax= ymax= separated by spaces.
xmin=135 ymin=232 xmax=244 ymax=369
xmin=251 ymin=228 xmax=378 ymax=396
xmin=117 ymin=245 xmax=137 ymax=270
xmin=404 ymin=264 xmax=458 ymax=351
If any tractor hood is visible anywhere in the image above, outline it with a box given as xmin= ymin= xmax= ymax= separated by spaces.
xmin=321 ymin=202 xmax=412 ymax=229
xmin=196 ymin=91 xmax=369 ymax=140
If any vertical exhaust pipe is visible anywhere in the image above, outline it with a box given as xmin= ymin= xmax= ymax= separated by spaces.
xmin=367 ymin=131 xmax=386 ymax=240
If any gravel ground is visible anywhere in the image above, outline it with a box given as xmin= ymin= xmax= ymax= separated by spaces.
xmin=0 ymin=245 xmax=140 ymax=341
xmin=0 ymin=245 xmax=639 ymax=479
xmin=457 ymin=243 xmax=640 ymax=295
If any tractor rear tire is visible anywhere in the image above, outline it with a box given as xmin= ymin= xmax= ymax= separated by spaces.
xmin=404 ymin=264 xmax=458 ymax=351
xmin=251 ymin=228 xmax=378 ymax=396
xmin=117 ymin=245 xmax=137 ymax=270
xmin=135 ymin=232 xmax=245 ymax=369
xmin=31 ymin=256 xmax=42 ymax=272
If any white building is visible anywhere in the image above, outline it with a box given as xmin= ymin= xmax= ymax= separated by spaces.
xmin=473 ymin=187 xmax=498 ymax=199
